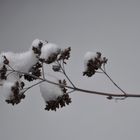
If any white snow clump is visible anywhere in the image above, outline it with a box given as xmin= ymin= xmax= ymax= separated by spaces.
xmin=40 ymin=43 xmax=61 ymax=60
xmin=31 ymin=38 xmax=42 ymax=48
xmin=1 ymin=81 xmax=15 ymax=100
xmin=39 ymin=80 xmax=63 ymax=102
xmin=0 ymin=50 xmax=38 ymax=73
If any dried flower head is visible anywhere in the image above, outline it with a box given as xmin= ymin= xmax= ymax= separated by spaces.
xmin=44 ymin=53 xmax=59 ymax=64
xmin=83 ymin=52 xmax=107 ymax=77
xmin=5 ymin=81 xmax=25 ymax=105
xmin=58 ymin=47 xmax=71 ymax=63
xmin=40 ymin=78 xmax=71 ymax=111
xmin=45 ymin=94 xmax=71 ymax=111
xmin=44 ymin=79 xmax=71 ymax=111
xmin=39 ymin=43 xmax=61 ymax=64
xmin=24 ymin=62 xmax=42 ymax=81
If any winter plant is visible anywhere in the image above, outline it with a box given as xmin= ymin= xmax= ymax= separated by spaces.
xmin=0 ymin=39 xmax=140 ymax=111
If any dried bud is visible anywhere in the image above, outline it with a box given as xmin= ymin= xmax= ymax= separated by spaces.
xmin=52 ymin=65 xmax=61 ymax=72
xmin=58 ymin=47 xmax=71 ymax=62
xmin=102 ymin=57 xmax=108 ymax=64
xmin=96 ymin=52 xmax=101 ymax=58
xmin=20 ymin=81 xmax=25 ymax=89
xmin=59 ymin=79 xmax=67 ymax=93
xmin=3 ymin=56 xmax=9 ymax=65
xmin=107 ymin=95 xmax=112 ymax=100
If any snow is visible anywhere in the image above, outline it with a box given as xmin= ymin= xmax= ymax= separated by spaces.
xmin=84 ymin=51 xmax=97 ymax=70
xmin=0 ymin=44 xmax=39 ymax=85
xmin=31 ymin=38 xmax=42 ymax=47
xmin=0 ymin=49 xmax=38 ymax=73
xmin=39 ymin=80 xmax=63 ymax=102
xmin=0 ymin=39 xmax=63 ymax=102
xmin=40 ymin=43 xmax=61 ymax=60
xmin=0 ymin=40 xmax=60 ymax=75
xmin=1 ymin=81 xmax=15 ymax=100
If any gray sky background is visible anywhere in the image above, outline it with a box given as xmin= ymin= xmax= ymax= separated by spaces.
xmin=0 ymin=0 xmax=140 ymax=140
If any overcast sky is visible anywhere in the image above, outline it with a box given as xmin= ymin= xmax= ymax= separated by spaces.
xmin=0 ymin=0 xmax=140 ymax=140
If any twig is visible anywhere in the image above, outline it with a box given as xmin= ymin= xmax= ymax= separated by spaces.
xmin=67 ymin=89 xmax=76 ymax=94
xmin=22 ymin=80 xmax=44 ymax=94
xmin=41 ymin=62 xmax=45 ymax=79
xmin=7 ymin=64 xmax=15 ymax=71
xmin=100 ymin=67 xmax=127 ymax=96
xmin=57 ymin=61 xmax=76 ymax=88
xmin=6 ymin=71 xmax=14 ymax=77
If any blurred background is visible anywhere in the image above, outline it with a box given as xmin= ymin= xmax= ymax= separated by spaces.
xmin=0 ymin=0 xmax=140 ymax=140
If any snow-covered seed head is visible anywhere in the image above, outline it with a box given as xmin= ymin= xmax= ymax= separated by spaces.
xmin=58 ymin=47 xmax=71 ymax=62
xmin=23 ymin=62 xmax=42 ymax=82
xmin=83 ymin=51 xmax=107 ymax=77
xmin=39 ymin=79 xmax=71 ymax=111
xmin=39 ymin=43 xmax=61 ymax=64
xmin=31 ymin=39 xmax=43 ymax=48
xmin=31 ymin=39 xmax=44 ymax=57
xmin=2 ymin=81 xmax=25 ymax=105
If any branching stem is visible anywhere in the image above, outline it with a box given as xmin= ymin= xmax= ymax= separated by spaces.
xmin=57 ymin=61 xmax=76 ymax=88
xmin=100 ymin=67 xmax=127 ymax=96
xmin=22 ymin=80 xmax=44 ymax=94
xmin=7 ymin=69 xmax=140 ymax=99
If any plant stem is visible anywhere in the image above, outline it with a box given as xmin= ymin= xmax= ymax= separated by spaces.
xmin=22 ymin=80 xmax=44 ymax=94
xmin=57 ymin=61 xmax=76 ymax=88
xmin=100 ymin=67 xmax=127 ymax=96
xmin=42 ymin=62 xmax=45 ymax=79
xmin=7 ymin=69 xmax=140 ymax=98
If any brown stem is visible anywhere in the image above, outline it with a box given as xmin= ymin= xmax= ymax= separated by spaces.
xmin=7 ymin=69 xmax=140 ymax=99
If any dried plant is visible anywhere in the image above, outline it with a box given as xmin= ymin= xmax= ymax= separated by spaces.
xmin=0 ymin=39 xmax=140 ymax=111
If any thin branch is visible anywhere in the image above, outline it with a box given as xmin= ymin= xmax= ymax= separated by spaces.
xmin=22 ymin=80 xmax=44 ymax=94
xmin=61 ymin=60 xmax=65 ymax=71
xmin=100 ymin=67 xmax=127 ymax=96
xmin=57 ymin=61 xmax=76 ymax=88
xmin=7 ymin=64 xmax=15 ymax=71
xmin=41 ymin=62 xmax=45 ymax=79
xmin=66 ymin=89 xmax=76 ymax=94
xmin=6 ymin=71 xmax=14 ymax=77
